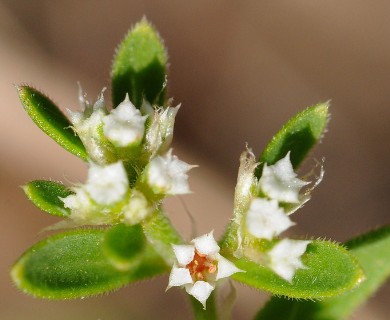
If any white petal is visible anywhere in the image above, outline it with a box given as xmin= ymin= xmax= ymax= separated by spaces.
xmin=268 ymin=239 xmax=312 ymax=282
xmin=147 ymin=150 xmax=194 ymax=195
xmin=185 ymin=281 xmax=214 ymax=309
xmin=122 ymin=191 xmax=153 ymax=225
xmin=259 ymin=152 xmax=310 ymax=203
xmin=192 ymin=231 xmax=220 ymax=256
xmin=145 ymin=105 xmax=180 ymax=155
xmin=215 ymin=254 xmax=243 ymax=280
xmin=246 ymin=198 xmax=295 ymax=240
xmin=85 ymin=161 xmax=128 ymax=205
xmin=172 ymin=244 xmax=195 ymax=266
xmin=103 ymin=96 xmax=147 ymax=147
xmin=61 ymin=188 xmax=90 ymax=211
xmin=167 ymin=266 xmax=193 ymax=289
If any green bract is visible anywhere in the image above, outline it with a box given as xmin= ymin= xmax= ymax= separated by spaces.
xmin=111 ymin=18 xmax=168 ymax=109
xmin=17 ymin=86 xmax=88 ymax=161
xmin=23 ymin=180 xmax=73 ymax=217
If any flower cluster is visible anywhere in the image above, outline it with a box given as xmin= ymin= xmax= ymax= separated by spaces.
xmin=60 ymin=88 xmax=194 ymax=226
xmin=234 ymin=150 xmax=321 ymax=282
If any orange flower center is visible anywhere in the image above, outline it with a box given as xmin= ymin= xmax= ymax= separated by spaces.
xmin=186 ymin=251 xmax=217 ymax=281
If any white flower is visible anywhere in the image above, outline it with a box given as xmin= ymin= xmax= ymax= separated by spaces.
xmin=61 ymin=161 xmax=129 ymax=225
xmin=268 ymin=239 xmax=311 ymax=282
xmin=67 ymin=87 xmax=116 ymax=164
xmin=167 ymin=231 xmax=242 ymax=309
xmin=259 ymin=152 xmax=310 ymax=203
xmin=246 ymin=198 xmax=295 ymax=240
xmin=147 ymin=149 xmax=195 ymax=195
xmin=85 ymin=161 xmax=129 ymax=205
xmin=145 ymin=104 xmax=180 ymax=156
xmin=103 ymin=95 xmax=147 ymax=147
xmin=122 ymin=190 xmax=154 ymax=225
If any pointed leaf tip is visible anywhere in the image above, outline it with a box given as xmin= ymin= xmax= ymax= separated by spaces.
xmin=256 ymin=101 xmax=329 ymax=177
xmin=111 ymin=19 xmax=168 ymax=109
xmin=23 ymin=180 xmax=73 ymax=217
xmin=17 ymin=85 xmax=88 ymax=160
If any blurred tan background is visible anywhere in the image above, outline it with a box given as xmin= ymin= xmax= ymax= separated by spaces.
xmin=1 ymin=1 xmax=390 ymax=319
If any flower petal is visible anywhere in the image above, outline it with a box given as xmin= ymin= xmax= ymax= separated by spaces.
xmin=216 ymin=254 xmax=243 ymax=280
xmin=192 ymin=231 xmax=220 ymax=256
xmin=259 ymin=152 xmax=310 ymax=203
xmin=268 ymin=239 xmax=312 ymax=282
xmin=147 ymin=150 xmax=194 ymax=195
xmin=85 ymin=161 xmax=128 ymax=205
xmin=185 ymin=281 xmax=214 ymax=309
xmin=103 ymin=95 xmax=147 ymax=147
xmin=246 ymin=198 xmax=295 ymax=240
xmin=172 ymin=244 xmax=195 ymax=266
xmin=167 ymin=266 xmax=193 ymax=290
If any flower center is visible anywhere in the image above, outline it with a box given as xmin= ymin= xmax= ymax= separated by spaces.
xmin=186 ymin=251 xmax=217 ymax=281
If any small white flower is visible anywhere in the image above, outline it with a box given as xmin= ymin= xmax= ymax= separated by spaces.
xmin=167 ymin=231 xmax=242 ymax=309
xmin=85 ymin=161 xmax=129 ymax=205
xmin=67 ymin=87 xmax=116 ymax=164
xmin=246 ymin=198 xmax=295 ymax=240
xmin=122 ymin=190 xmax=154 ymax=225
xmin=259 ymin=152 xmax=310 ymax=203
xmin=268 ymin=239 xmax=311 ymax=282
xmin=145 ymin=104 xmax=180 ymax=156
xmin=147 ymin=149 xmax=195 ymax=195
xmin=61 ymin=161 xmax=129 ymax=225
xmin=103 ymin=95 xmax=147 ymax=147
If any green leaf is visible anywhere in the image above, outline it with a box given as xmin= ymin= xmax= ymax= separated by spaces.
xmin=142 ymin=209 xmax=183 ymax=265
xmin=17 ymin=86 xmax=88 ymax=161
xmin=229 ymin=240 xmax=363 ymax=299
xmin=103 ymin=223 xmax=146 ymax=270
xmin=255 ymin=225 xmax=390 ymax=320
xmin=255 ymin=102 xmax=329 ymax=177
xmin=11 ymin=229 xmax=168 ymax=299
xmin=22 ymin=180 xmax=73 ymax=217
xmin=111 ymin=18 xmax=168 ymax=109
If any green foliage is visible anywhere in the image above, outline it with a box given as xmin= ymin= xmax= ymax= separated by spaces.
xmin=22 ymin=180 xmax=73 ymax=217
xmin=256 ymin=102 xmax=329 ymax=177
xmin=11 ymin=18 xmax=388 ymax=320
xmin=255 ymin=225 xmax=390 ymax=320
xmin=230 ymin=240 xmax=363 ymax=299
xmin=17 ymin=86 xmax=88 ymax=160
xmin=103 ymin=224 xmax=146 ymax=270
xmin=142 ymin=209 xmax=183 ymax=264
xmin=111 ymin=18 xmax=168 ymax=108
xmin=11 ymin=229 xmax=168 ymax=299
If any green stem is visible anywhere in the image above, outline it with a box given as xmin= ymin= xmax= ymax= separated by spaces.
xmin=190 ymin=291 xmax=218 ymax=320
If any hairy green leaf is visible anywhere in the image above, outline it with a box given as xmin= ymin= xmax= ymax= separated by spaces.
xmin=255 ymin=226 xmax=390 ymax=320
xmin=229 ymin=240 xmax=363 ymax=299
xmin=111 ymin=18 xmax=167 ymax=109
xmin=22 ymin=180 xmax=73 ymax=217
xmin=17 ymin=86 xmax=88 ymax=160
xmin=103 ymin=223 xmax=146 ymax=270
xmin=256 ymin=102 xmax=329 ymax=177
xmin=11 ymin=229 xmax=168 ymax=299
xmin=142 ymin=209 xmax=183 ymax=265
